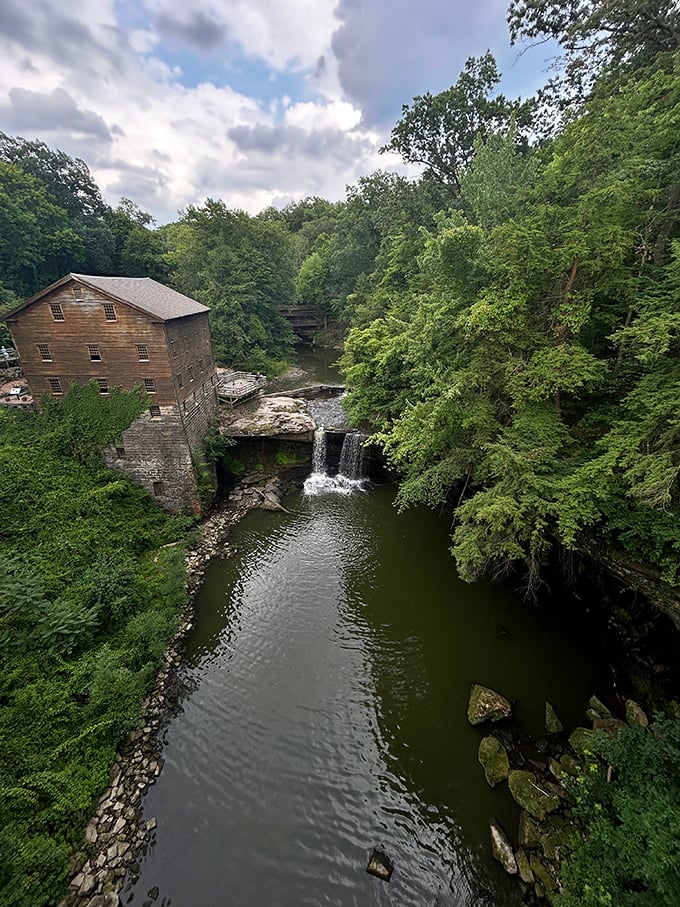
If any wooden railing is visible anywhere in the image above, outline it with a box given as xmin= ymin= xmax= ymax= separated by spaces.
xmin=216 ymin=371 xmax=267 ymax=407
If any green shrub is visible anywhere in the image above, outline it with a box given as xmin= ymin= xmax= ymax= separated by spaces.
xmin=558 ymin=716 xmax=680 ymax=906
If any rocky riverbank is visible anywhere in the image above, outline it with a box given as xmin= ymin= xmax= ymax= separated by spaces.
xmin=60 ymin=473 xmax=293 ymax=907
xmin=469 ymin=683 xmax=652 ymax=903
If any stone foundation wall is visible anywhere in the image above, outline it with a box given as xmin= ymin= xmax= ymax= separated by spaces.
xmin=104 ymin=406 xmax=200 ymax=514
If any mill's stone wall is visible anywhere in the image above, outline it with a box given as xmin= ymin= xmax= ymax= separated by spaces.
xmin=104 ymin=406 xmax=200 ymax=514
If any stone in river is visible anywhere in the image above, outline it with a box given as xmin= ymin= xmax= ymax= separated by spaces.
xmin=545 ymin=701 xmax=564 ymax=735
xmin=467 ymin=684 xmax=512 ymax=726
xmin=366 ymin=848 xmax=393 ymax=881
xmin=489 ymin=819 xmax=517 ymax=875
xmin=478 ymin=736 xmax=510 ymax=787
xmin=515 ymin=847 xmax=534 ymax=885
xmin=508 ymin=770 xmax=560 ymax=820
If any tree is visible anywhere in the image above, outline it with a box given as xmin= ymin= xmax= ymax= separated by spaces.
xmin=508 ymin=0 xmax=680 ymax=126
xmin=166 ymin=201 xmax=296 ymax=372
xmin=0 ymin=161 xmax=83 ymax=295
xmin=381 ymin=53 xmax=533 ymax=196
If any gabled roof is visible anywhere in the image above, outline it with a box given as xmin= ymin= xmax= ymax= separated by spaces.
xmin=5 ymin=273 xmax=209 ymax=322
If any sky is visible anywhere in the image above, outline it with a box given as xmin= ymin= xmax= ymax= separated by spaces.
xmin=0 ymin=0 xmax=555 ymax=224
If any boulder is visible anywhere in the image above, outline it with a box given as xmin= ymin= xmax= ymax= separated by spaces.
xmin=518 ymin=811 xmax=543 ymax=849
xmin=545 ymin=701 xmax=564 ymax=735
xmin=588 ymin=695 xmax=612 ymax=719
xmin=467 ymin=684 xmax=512 ymax=726
xmin=592 ymin=717 xmax=626 ymax=735
xmin=218 ymin=396 xmax=315 ymax=440
xmin=625 ymin=699 xmax=649 ymax=729
xmin=515 ymin=847 xmax=534 ymax=885
xmin=478 ymin=736 xmax=510 ymax=787
xmin=529 ymin=853 xmax=558 ymax=894
xmin=539 ymin=814 xmax=578 ymax=861
xmin=559 ymin=753 xmax=581 ymax=777
xmin=568 ymin=726 xmax=597 ymax=757
xmin=508 ymin=770 xmax=560 ymax=820
xmin=489 ymin=819 xmax=517 ymax=875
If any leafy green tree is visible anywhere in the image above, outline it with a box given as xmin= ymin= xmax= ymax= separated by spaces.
xmin=0 ymin=161 xmax=83 ymax=295
xmin=166 ymin=201 xmax=296 ymax=372
xmin=381 ymin=53 xmax=533 ymax=196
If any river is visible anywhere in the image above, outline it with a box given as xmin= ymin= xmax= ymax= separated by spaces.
xmin=127 ymin=476 xmax=604 ymax=906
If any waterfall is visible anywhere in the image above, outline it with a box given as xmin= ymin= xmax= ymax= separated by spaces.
xmin=338 ymin=432 xmax=367 ymax=480
xmin=303 ymin=428 xmax=368 ymax=496
xmin=311 ymin=426 xmax=327 ymax=474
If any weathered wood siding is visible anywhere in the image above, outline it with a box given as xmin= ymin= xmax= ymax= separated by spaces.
xmin=7 ymin=280 xmax=177 ymax=402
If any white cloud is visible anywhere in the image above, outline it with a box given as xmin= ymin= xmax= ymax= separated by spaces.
xmin=0 ymin=0 xmax=554 ymax=223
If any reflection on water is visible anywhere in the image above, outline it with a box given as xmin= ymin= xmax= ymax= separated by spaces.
xmin=128 ymin=486 xmax=601 ymax=906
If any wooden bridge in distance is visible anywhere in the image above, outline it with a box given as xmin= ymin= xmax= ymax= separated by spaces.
xmin=279 ymin=306 xmax=327 ymax=339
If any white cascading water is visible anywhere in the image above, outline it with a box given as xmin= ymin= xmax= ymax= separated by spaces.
xmin=303 ymin=428 xmax=368 ymax=495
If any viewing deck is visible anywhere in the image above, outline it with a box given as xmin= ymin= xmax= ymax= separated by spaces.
xmin=216 ymin=370 xmax=267 ymax=407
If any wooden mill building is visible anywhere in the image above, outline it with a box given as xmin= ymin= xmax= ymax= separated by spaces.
xmin=5 ymin=273 xmax=218 ymax=513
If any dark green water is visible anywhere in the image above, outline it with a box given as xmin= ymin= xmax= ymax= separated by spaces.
xmin=128 ymin=485 xmax=601 ymax=906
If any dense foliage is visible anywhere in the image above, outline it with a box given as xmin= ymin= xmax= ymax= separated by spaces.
xmin=165 ymin=200 xmax=296 ymax=372
xmin=558 ymin=716 xmax=680 ymax=905
xmin=0 ymin=385 xmax=190 ymax=906
xmin=339 ymin=52 xmax=680 ymax=600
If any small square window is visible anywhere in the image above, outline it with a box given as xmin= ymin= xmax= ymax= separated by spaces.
xmin=143 ymin=378 xmax=156 ymax=393
xmin=177 ymin=373 xmax=183 ymax=389
xmin=73 ymin=287 xmax=84 ymax=299
xmin=103 ymin=303 xmax=117 ymax=321
xmin=115 ymin=446 xmax=125 ymax=457
xmin=96 ymin=378 xmax=109 ymax=394
xmin=188 ymin=366 xmax=194 ymax=382
xmin=149 ymin=405 xmax=161 ymax=418
xmin=136 ymin=344 xmax=149 ymax=361
xmin=37 ymin=343 xmax=52 ymax=361
xmin=87 ymin=344 xmax=101 ymax=361
xmin=153 ymin=481 xmax=165 ymax=496
xmin=50 ymin=303 xmax=64 ymax=321
xmin=47 ymin=377 xmax=62 ymax=394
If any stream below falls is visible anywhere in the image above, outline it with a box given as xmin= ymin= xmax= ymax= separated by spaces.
xmin=126 ymin=476 xmax=608 ymax=906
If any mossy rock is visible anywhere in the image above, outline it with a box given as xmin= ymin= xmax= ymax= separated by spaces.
xmin=515 ymin=847 xmax=534 ymax=885
xmin=592 ymin=716 xmax=626 ymax=735
xmin=540 ymin=815 xmax=578 ymax=861
xmin=588 ymin=694 xmax=612 ymax=719
xmin=625 ymin=699 xmax=649 ymax=728
xmin=518 ymin=810 xmax=543 ymax=849
xmin=568 ymin=726 xmax=597 ymax=757
xmin=559 ymin=753 xmax=581 ymax=777
xmin=478 ymin=736 xmax=510 ymax=787
xmin=545 ymin=701 xmax=564 ymax=735
xmin=508 ymin=770 xmax=560 ymax=820
xmin=549 ymin=757 xmax=567 ymax=784
xmin=530 ymin=853 xmax=559 ymax=894
xmin=467 ymin=684 xmax=513 ymax=725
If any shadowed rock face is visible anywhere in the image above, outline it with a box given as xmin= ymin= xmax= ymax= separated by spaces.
xmin=466 ymin=684 xmax=513 ymax=726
